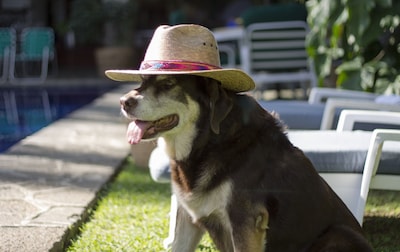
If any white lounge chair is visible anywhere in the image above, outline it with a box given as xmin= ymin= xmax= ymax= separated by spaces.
xmin=259 ymin=87 xmax=400 ymax=130
xmin=289 ymin=110 xmax=400 ymax=224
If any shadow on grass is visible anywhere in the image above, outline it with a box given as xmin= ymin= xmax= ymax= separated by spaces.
xmin=364 ymin=216 xmax=400 ymax=252
xmin=364 ymin=190 xmax=400 ymax=251
xmin=111 ymin=157 xmax=171 ymax=197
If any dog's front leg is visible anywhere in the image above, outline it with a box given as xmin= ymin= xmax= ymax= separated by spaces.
xmin=171 ymin=205 xmax=204 ymax=252
xmin=201 ymin=212 xmax=234 ymax=252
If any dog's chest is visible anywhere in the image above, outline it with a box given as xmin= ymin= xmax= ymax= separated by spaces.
xmin=174 ymin=179 xmax=232 ymax=223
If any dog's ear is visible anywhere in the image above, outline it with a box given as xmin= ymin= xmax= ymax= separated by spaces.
xmin=206 ymin=80 xmax=233 ymax=134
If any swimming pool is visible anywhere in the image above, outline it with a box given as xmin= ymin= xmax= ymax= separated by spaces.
xmin=0 ymin=85 xmax=115 ymax=153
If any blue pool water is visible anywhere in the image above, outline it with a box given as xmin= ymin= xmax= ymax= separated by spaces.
xmin=0 ymin=85 xmax=115 ymax=153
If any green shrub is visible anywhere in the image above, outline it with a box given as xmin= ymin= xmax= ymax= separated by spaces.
xmin=306 ymin=0 xmax=400 ymax=94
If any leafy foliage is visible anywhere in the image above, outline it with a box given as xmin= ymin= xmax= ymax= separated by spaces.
xmin=69 ymin=0 xmax=137 ymax=46
xmin=69 ymin=0 xmax=104 ymax=45
xmin=306 ymin=0 xmax=400 ymax=94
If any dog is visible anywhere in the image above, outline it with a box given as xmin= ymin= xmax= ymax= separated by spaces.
xmin=120 ymin=74 xmax=373 ymax=251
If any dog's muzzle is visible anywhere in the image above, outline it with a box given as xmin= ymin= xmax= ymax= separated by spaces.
xmin=119 ymin=93 xmax=179 ymax=144
xmin=125 ymin=114 xmax=179 ymax=144
xmin=120 ymin=95 xmax=138 ymax=115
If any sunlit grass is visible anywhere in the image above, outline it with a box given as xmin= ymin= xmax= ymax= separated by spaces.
xmin=67 ymin=157 xmax=216 ymax=251
xmin=67 ymin=157 xmax=400 ymax=251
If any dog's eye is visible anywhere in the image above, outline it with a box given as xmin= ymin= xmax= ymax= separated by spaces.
xmin=160 ymin=78 xmax=176 ymax=90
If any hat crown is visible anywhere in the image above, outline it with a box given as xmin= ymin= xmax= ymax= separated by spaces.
xmin=105 ymin=24 xmax=255 ymax=92
xmin=143 ymin=25 xmax=221 ymax=67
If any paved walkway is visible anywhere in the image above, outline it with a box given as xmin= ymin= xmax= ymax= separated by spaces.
xmin=0 ymin=84 xmax=132 ymax=251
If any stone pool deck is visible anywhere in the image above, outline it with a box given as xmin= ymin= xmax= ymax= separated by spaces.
xmin=0 ymin=84 xmax=132 ymax=251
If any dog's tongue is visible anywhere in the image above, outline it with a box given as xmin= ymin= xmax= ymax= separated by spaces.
xmin=127 ymin=120 xmax=150 ymax=144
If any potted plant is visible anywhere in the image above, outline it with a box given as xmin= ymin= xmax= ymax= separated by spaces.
xmin=69 ymin=0 xmax=138 ymax=77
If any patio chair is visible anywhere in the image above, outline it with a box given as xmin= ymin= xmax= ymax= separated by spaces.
xmin=259 ymin=87 xmax=400 ymax=130
xmin=0 ymin=28 xmax=18 ymax=124
xmin=218 ymin=44 xmax=237 ymax=68
xmin=288 ymin=110 xmax=400 ymax=225
xmin=7 ymin=27 xmax=54 ymax=122
xmin=9 ymin=27 xmax=56 ymax=84
xmin=240 ymin=21 xmax=317 ymax=98
xmin=320 ymin=94 xmax=400 ymax=130
xmin=336 ymin=110 xmax=400 ymax=191
xmin=213 ymin=26 xmax=244 ymax=69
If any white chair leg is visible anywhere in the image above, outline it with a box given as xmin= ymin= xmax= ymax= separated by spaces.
xmin=41 ymin=89 xmax=52 ymax=122
xmin=1 ymin=47 xmax=10 ymax=83
xmin=163 ymin=194 xmax=178 ymax=249
xmin=358 ymin=129 xmax=400 ymax=223
xmin=3 ymin=91 xmax=18 ymax=124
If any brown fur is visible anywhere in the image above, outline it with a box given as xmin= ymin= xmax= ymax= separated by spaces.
xmin=120 ymin=75 xmax=373 ymax=251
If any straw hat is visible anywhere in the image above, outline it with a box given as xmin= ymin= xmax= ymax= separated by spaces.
xmin=105 ymin=24 xmax=255 ymax=92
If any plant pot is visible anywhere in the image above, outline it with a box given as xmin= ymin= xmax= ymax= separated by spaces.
xmin=95 ymin=46 xmax=134 ymax=78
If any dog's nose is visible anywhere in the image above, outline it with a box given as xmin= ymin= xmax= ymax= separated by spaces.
xmin=120 ymin=96 xmax=137 ymax=109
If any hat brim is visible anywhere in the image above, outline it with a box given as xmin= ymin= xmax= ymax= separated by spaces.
xmin=105 ymin=69 xmax=255 ymax=93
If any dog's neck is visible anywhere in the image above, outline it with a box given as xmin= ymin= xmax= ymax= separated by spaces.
xmin=163 ymin=94 xmax=272 ymax=161
xmin=161 ymin=122 xmax=198 ymax=161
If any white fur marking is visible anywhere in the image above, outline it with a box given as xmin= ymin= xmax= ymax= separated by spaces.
xmin=163 ymin=93 xmax=199 ymax=160
xmin=176 ymin=179 xmax=233 ymax=223
xmin=127 ymin=78 xmax=200 ymax=160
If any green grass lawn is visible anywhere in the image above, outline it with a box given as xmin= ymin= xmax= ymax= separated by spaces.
xmin=67 ymin=157 xmax=400 ymax=252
